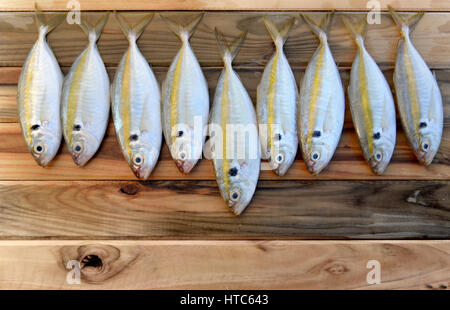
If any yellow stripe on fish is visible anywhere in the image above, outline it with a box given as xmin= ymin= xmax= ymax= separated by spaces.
xmin=221 ymin=71 xmax=230 ymax=195
xmin=66 ymin=50 xmax=88 ymax=145
xmin=24 ymin=50 xmax=36 ymax=146
xmin=267 ymin=53 xmax=278 ymax=151
xmin=403 ymin=42 xmax=420 ymax=135
xmin=306 ymin=44 xmax=325 ymax=147
xmin=121 ymin=50 xmax=132 ymax=158
xmin=169 ymin=46 xmax=184 ymax=145
xmin=358 ymin=52 xmax=374 ymax=154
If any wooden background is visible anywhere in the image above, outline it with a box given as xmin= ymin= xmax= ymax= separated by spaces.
xmin=0 ymin=0 xmax=448 ymax=289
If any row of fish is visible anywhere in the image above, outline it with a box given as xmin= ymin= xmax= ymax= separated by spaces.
xmin=18 ymin=8 xmax=443 ymax=214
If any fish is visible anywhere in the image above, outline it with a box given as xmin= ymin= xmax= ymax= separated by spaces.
xmin=298 ymin=12 xmax=345 ymax=175
xmin=61 ymin=13 xmax=110 ymax=166
xmin=17 ymin=9 xmax=65 ymax=166
xmin=256 ymin=17 xmax=298 ymax=176
xmin=111 ymin=13 xmax=162 ymax=180
xmin=160 ymin=13 xmax=209 ymax=174
xmin=209 ymin=28 xmax=260 ymax=215
xmin=342 ymin=15 xmax=397 ymax=175
xmin=389 ymin=7 xmax=443 ymax=165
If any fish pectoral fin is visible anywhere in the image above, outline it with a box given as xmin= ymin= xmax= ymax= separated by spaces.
xmin=427 ymin=80 xmax=443 ymax=124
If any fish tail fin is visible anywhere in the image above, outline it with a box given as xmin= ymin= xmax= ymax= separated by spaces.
xmin=159 ymin=13 xmax=204 ymax=42
xmin=79 ymin=12 xmax=110 ymax=42
xmin=388 ymin=6 xmax=424 ymax=35
xmin=341 ymin=15 xmax=367 ymax=46
xmin=115 ymin=12 xmax=154 ymax=42
xmin=34 ymin=2 xmax=66 ymax=35
xmin=214 ymin=27 xmax=247 ymax=65
xmin=300 ymin=11 xmax=334 ymax=39
xmin=263 ymin=16 xmax=295 ymax=48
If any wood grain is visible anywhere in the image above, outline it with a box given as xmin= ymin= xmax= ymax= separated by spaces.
xmin=1 ymin=0 xmax=449 ymax=11
xmin=1 ymin=68 xmax=448 ymax=180
xmin=1 ymin=12 xmax=450 ymax=68
xmin=0 ymin=180 xmax=448 ymax=239
xmin=0 ymin=240 xmax=448 ymax=289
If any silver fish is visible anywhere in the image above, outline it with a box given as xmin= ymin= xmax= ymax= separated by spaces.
xmin=111 ymin=13 xmax=162 ymax=180
xmin=160 ymin=13 xmax=209 ymax=174
xmin=17 ymin=10 xmax=65 ymax=166
xmin=389 ymin=7 xmax=443 ymax=165
xmin=342 ymin=16 xmax=397 ymax=175
xmin=299 ymin=12 xmax=345 ymax=175
xmin=61 ymin=14 xmax=110 ymax=166
xmin=209 ymin=29 xmax=260 ymax=215
xmin=257 ymin=17 xmax=298 ymax=176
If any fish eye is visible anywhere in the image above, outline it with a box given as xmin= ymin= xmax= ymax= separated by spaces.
xmin=275 ymin=153 xmax=284 ymax=164
xmin=375 ymin=152 xmax=382 ymax=161
xmin=311 ymin=151 xmax=320 ymax=161
xmin=73 ymin=143 xmax=83 ymax=154
xmin=133 ymin=153 xmax=144 ymax=166
xmin=33 ymin=144 xmax=44 ymax=154
xmin=421 ymin=142 xmax=430 ymax=151
xmin=230 ymin=189 xmax=240 ymax=202
xmin=31 ymin=124 xmax=40 ymax=131
xmin=178 ymin=150 xmax=187 ymax=160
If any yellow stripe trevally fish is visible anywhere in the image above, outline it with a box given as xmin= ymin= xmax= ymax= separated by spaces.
xmin=209 ymin=29 xmax=260 ymax=215
xmin=389 ymin=7 xmax=443 ymax=165
xmin=18 ymin=10 xmax=65 ymax=166
xmin=299 ymin=12 xmax=345 ymax=175
xmin=160 ymin=13 xmax=209 ymax=174
xmin=342 ymin=16 xmax=396 ymax=175
xmin=111 ymin=13 xmax=162 ymax=180
xmin=257 ymin=17 xmax=298 ymax=176
xmin=61 ymin=13 xmax=110 ymax=166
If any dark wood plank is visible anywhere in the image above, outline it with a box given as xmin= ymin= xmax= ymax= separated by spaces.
xmin=0 ymin=180 xmax=448 ymax=239
xmin=0 ymin=12 xmax=450 ymax=68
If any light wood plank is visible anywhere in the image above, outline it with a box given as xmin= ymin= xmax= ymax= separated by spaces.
xmin=0 ymin=240 xmax=448 ymax=289
xmin=0 ymin=180 xmax=448 ymax=239
xmin=1 ymin=0 xmax=449 ymax=11
xmin=1 ymin=12 xmax=450 ymax=68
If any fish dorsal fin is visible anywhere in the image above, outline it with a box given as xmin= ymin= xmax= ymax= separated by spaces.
xmin=388 ymin=6 xmax=424 ymax=36
xmin=214 ymin=28 xmax=247 ymax=65
xmin=159 ymin=13 xmax=204 ymax=42
xmin=341 ymin=15 xmax=367 ymax=46
xmin=79 ymin=13 xmax=110 ymax=43
xmin=34 ymin=3 xmax=66 ymax=35
xmin=263 ymin=16 xmax=295 ymax=47
xmin=300 ymin=11 xmax=334 ymax=40
xmin=115 ymin=12 xmax=154 ymax=41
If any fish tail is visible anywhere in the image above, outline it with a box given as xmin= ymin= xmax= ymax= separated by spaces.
xmin=115 ymin=12 xmax=154 ymax=42
xmin=388 ymin=6 xmax=424 ymax=36
xmin=34 ymin=2 xmax=66 ymax=35
xmin=341 ymin=15 xmax=367 ymax=46
xmin=159 ymin=13 xmax=204 ymax=42
xmin=214 ymin=28 xmax=247 ymax=65
xmin=263 ymin=16 xmax=295 ymax=48
xmin=300 ymin=11 xmax=334 ymax=39
xmin=79 ymin=12 xmax=110 ymax=42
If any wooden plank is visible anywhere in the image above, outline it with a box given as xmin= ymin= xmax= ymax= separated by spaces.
xmin=1 ymin=12 xmax=450 ymax=68
xmin=0 ymin=240 xmax=448 ymax=289
xmin=1 ymin=0 xmax=449 ymax=11
xmin=0 ymin=68 xmax=448 ymax=180
xmin=0 ymin=180 xmax=448 ymax=239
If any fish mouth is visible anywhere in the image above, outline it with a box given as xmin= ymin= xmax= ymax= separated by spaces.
xmin=175 ymin=159 xmax=196 ymax=174
xmin=71 ymin=153 xmax=89 ymax=166
xmin=305 ymin=160 xmax=323 ymax=176
xmin=32 ymin=154 xmax=51 ymax=167
xmin=132 ymin=165 xmax=152 ymax=180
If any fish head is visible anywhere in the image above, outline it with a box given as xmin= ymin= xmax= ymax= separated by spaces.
xmin=171 ymin=128 xmax=200 ymax=174
xmin=368 ymin=139 xmax=394 ymax=175
xmin=29 ymin=122 xmax=60 ymax=167
xmin=69 ymin=130 xmax=98 ymax=166
xmin=129 ymin=144 xmax=160 ymax=180
xmin=269 ymin=133 xmax=297 ymax=176
xmin=223 ymin=161 xmax=257 ymax=215
xmin=415 ymin=130 xmax=440 ymax=165
xmin=303 ymin=141 xmax=332 ymax=175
